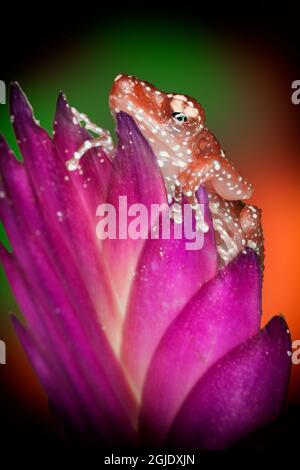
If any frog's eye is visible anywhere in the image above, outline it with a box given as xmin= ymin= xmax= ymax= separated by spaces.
xmin=172 ymin=112 xmax=187 ymax=123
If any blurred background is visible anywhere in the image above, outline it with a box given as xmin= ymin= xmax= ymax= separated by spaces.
xmin=0 ymin=3 xmax=300 ymax=450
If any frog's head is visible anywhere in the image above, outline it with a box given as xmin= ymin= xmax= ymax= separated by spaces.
xmin=109 ymin=74 xmax=206 ymax=172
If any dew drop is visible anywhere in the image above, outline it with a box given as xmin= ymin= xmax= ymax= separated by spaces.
xmin=56 ymin=211 xmax=64 ymax=221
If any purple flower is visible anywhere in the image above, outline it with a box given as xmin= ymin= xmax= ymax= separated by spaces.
xmin=0 ymin=84 xmax=291 ymax=449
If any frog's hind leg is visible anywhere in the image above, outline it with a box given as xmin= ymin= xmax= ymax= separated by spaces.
xmin=169 ymin=180 xmax=184 ymax=224
xmin=66 ymin=106 xmax=115 ymax=171
xmin=240 ymin=204 xmax=264 ymax=268
xmin=169 ymin=179 xmax=209 ymax=232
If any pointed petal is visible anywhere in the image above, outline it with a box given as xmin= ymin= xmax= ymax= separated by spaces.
xmin=140 ymin=249 xmax=261 ymax=443
xmin=53 ymin=92 xmax=112 ymax=205
xmin=3 ymin=86 xmax=138 ymax=443
xmin=121 ymin=187 xmax=217 ymax=394
xmin=104 ymin=112 xmax=167 ymax=308
xmin=167 ymin=316 xmax=291 ymax=450
xmin=7 ymin=86 xmax=120 ymax=344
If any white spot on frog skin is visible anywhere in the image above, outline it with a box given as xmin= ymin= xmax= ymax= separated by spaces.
xmin=170 ymin=99 xmax=184 ymax=112
xmin=247 ymin=240 xmax=257 ymax=249
xmin=84 ymin=140 xmax=92 ymax=149
xmin=159 ymin=151 xmax=169 ymax=158
xmin=214 ymin=160 xmax=221 ymax=171
xmin=173 ymin=94 xmax=187 ymax=101
xmin=185 ymin=106 xmax=198 ymax=118
xmin=66 ymin=159 xmax=79 ymax=171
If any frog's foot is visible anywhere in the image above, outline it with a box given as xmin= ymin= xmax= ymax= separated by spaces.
xmin=66 ymin=106 xmax=115 ymax=171
xmin=240 ymin=204 xmax=264 ymax=264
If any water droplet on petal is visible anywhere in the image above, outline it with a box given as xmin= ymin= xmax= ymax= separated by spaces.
xmin=56 ymin=211 xmax=64 ymax=221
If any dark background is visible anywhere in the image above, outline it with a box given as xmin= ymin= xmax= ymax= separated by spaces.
xmin=1 ymin=3 xmax=300 ymax=79
xmin=0 ymin=1 xmax=300 ymax=460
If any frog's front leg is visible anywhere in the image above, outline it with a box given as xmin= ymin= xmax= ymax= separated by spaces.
xmin=66 ymin=106 xmax=115 ymax=171
xmin=176 ymin=153 xmax=253 ymax=202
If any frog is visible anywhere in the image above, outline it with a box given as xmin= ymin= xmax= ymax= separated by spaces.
xmin=66 ymin=74 xmax=264 ymax=267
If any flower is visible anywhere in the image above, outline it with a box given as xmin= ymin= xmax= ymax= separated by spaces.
xmin=0 ymin=83 xmax=291 ymax=449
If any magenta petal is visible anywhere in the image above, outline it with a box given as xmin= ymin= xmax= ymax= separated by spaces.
xmin=53 ymin=92 xmax=112 ymax=205
xmin=140 ymin=249 xmax=261 ymax=443
xmin=121 ymin=187 xmax=217 ymax=394
xmin=104 ymin=112 xmax=167 ymax=307
xmin=12 ymin=316 xmax=90 ymax=433
xmin=109 ymin=112 xmax=167 ymax=207
xmin=0 ymin=136 xmax=134 ymax=431
xmin=7 ymin=85 xmax=120 ymax=342
xmin=1 ymin=241 xmax=136 ymax=445
xmin=13 ymin=316 xmax=136 ymax=446
xmin=167 ymin=316 xmax=291 ymax=450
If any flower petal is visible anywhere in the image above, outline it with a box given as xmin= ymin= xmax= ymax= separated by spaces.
xmin=104 ymin=112 xmax=167 ymax=309
xmin=13 ymin=316 xmax=136 ymax=447
xmin=7 ymin=85 xmax=120 ymax=344
xmin=167 ymin=315 xmax=291 ymax=450
xmin=53 ymin=92 xmax=112 ymax=205
xmin=140 ymin=248 xmax=262 ymax=444
xmin=1 ymin=242 xmax=136 ymax=445
xmin=121 ymin=187 xmax=217 ymax=394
